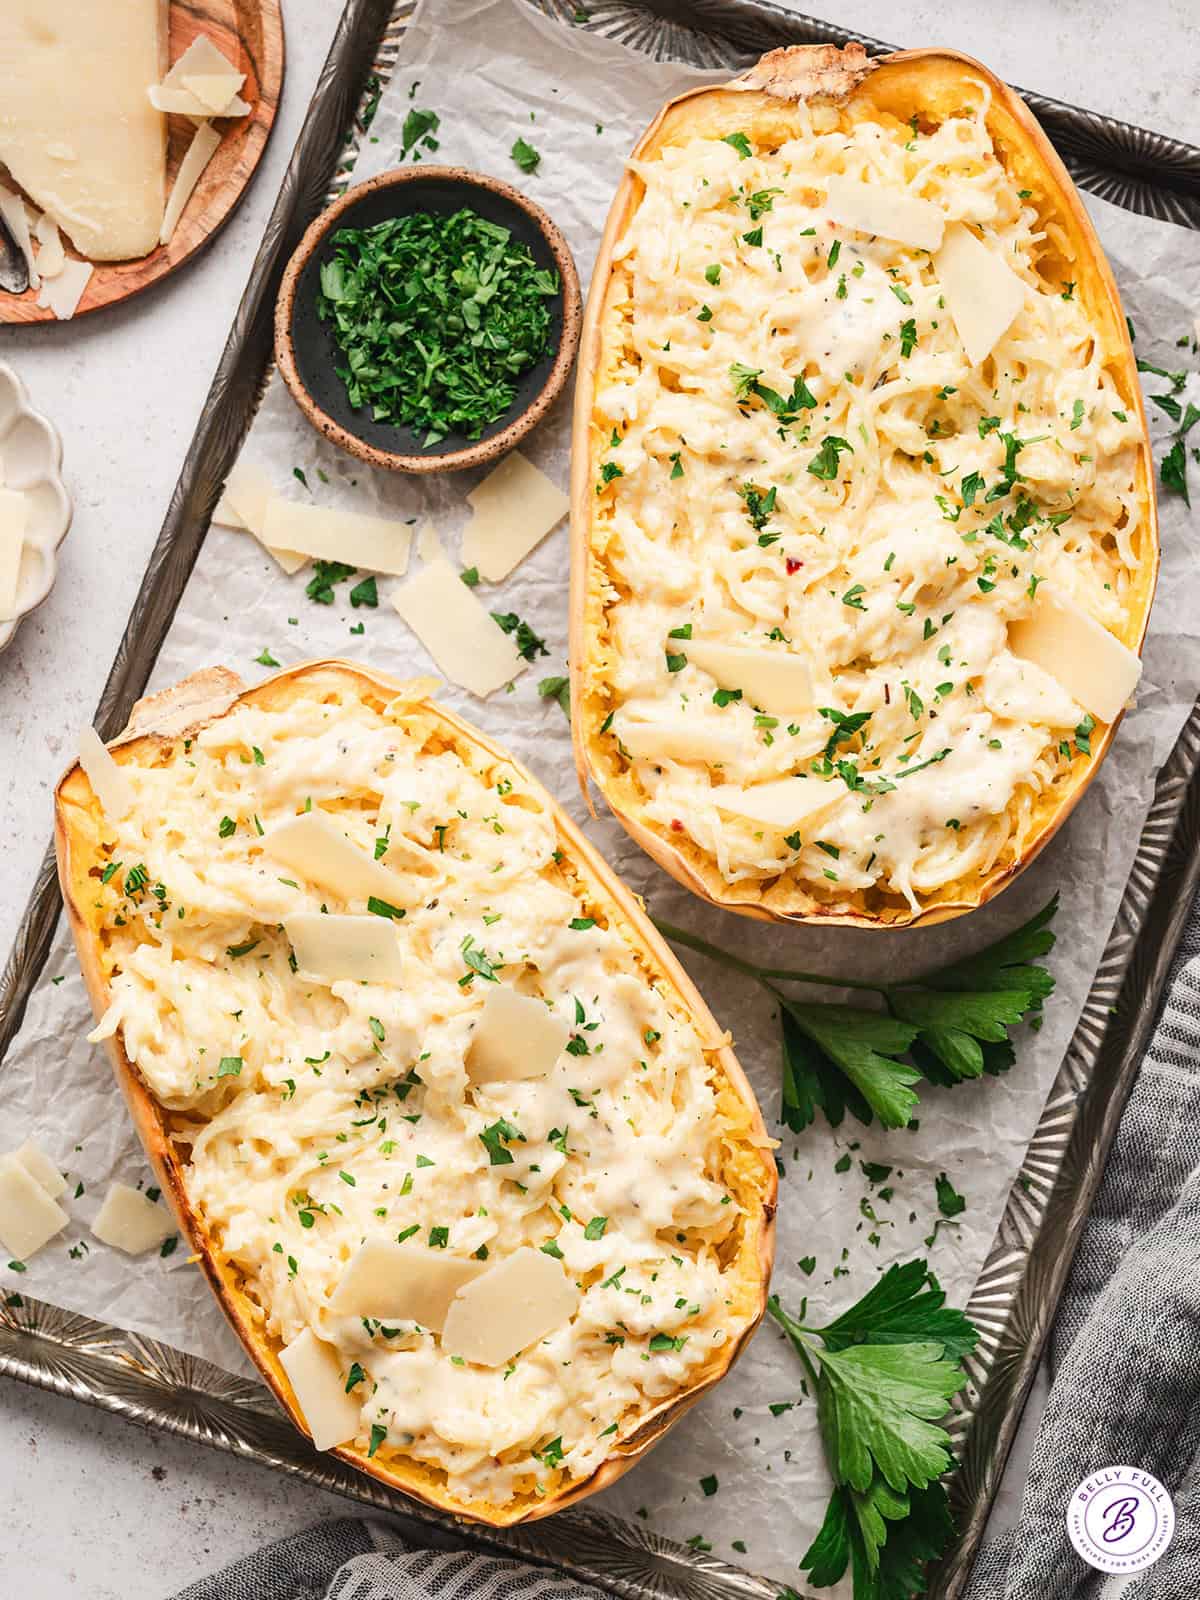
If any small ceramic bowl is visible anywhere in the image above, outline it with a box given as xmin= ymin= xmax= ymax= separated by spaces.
xmin=0 ymin=362 xmax=72 ymax=654
xmin=274 ymin=167 xmax=582 ymax=474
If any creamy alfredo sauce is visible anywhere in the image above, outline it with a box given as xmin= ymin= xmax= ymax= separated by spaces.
xmin=92 ymin=690 xmax=751 ymax=1505
xmin=591 ymin=84 xmax=1142 ymax=910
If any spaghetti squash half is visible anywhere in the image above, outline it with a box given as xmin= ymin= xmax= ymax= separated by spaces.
xmin=55 ymin=661 xmax=775 ymax=1524
xmin=571 ymin=44 xmax=1156 ymax=927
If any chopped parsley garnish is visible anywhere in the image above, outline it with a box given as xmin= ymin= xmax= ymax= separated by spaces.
xmin=306 ymin=560 xmax=356 ymax=605
xmin=349 ymin=576 xmax=378 ymax=608
xmin=538 ymin=675 xmax=571 ymax=717
xmin=491 ymin=611 xmax=548 ymax=660
xmin=722 ymin=131 xmax=753 ymax=159
xmin=808 ymin=435 xmax=854 ymax=481
xmin=217 ymin=1056 xmax=244 ymax=1078
xmin=480 ymin=1117 xmax=524 ymax=1166
xmin=510 ymin=137 xmax=540 ymax=173
xmin=316 ymin=208 xmax=558 ymax=446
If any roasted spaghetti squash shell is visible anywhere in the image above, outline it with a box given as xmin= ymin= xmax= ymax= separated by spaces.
xmin=569 ymin=43 xmax=1158 ymax=930
xmin=54 ymin=659 xmax=777 ymax=1526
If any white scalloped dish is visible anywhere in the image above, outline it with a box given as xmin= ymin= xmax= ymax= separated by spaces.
xmin=0 ymin=361 xmax=72 ymax=653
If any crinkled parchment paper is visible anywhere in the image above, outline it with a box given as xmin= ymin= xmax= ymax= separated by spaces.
xmin=4 ymin=0 xmax=1200 ymax=1581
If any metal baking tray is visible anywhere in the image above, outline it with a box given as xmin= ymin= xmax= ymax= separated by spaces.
xmin=3 ymin=3 xmax=1200 ymax=1596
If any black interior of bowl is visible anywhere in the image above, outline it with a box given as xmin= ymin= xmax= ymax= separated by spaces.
xmin=289 ymin=174 xmax=566 ymax=459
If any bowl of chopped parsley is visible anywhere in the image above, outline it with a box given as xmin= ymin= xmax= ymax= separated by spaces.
xmin=274 ymin=166 xmax=581 ymax=473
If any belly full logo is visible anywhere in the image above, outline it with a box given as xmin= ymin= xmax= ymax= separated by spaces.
xmin=1066 ymin=1466 xmax=1175 ymax=1575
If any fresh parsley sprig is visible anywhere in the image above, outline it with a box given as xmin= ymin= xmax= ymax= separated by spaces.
xmin=655 ymin=897 xmax=1056 ymax=1130
xmin=772 ymin=1260 xmax=978 ymax=1597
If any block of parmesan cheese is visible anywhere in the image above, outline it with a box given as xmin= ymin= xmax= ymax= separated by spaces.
xmin=92 ymin=1182 xmax=175 ymax=1254
xmin=262 ymin=813 xmax=413 ymax=909
xmin=441 ymin=1247 xmax=580 ymax=1366
xmin=0 ymin=488 xmax=26 ymax=622
xmin=461 ymin=451 xmax=568 ymax=582
xmin=330 ymin=1239 xmax=483 ymax=1327
xmin=11 ymin=1141 xmax=66 ymax=1200
xmin=78 ymin=727 xmax=134 ymax=821
xmin=935 ymin=223 xmax=1027 ymax=368
xmin=0 ymin=0 xmax=167 ymax=261
xmin=708 ymin=776 xmax=841 ymax=832
xmin=285 ymin=913 xmax=406 ymax=987
xmin=0 ymin=1154 xmax=68 ymax=1260
xmin=823 ymin=175 xmax=944 ymax=253
xmin=683 ymin=640 xmax=814 ymax=719
xmin=467 ymin=986 xmax=570 ymax=1085
xmin=391 ymin=558 xmax=527 ymax=698
xmin=279 ymin=1328 xmax=361 ymax=1452
xmin=1009 ymin=591 xmax=1142 ymax=725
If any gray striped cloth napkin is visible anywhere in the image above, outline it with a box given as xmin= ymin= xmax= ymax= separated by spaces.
xmin=964 ymin=902 xmax=1200 ymax=1597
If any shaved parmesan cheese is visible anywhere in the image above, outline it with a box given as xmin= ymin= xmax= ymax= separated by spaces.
xmin=823 ymin=175 xmax=944 ymax=252
xmin=11 ymin=1141 xmax=66 ymax=1200
xmin=935 ymin=223 xmax=1027 ymax=368
xmin=162 ymin=34 xmax=241 ymax=89
xmin=391 ymin=558 xmax=527 ymax=698
xmin=215 ymin=463 xmax=305 ymax=574
xmin=441 ymin=1247 xmax=580 ymax=1366
xmin=92 ymin=1182 xmax=175 ymax=1254
xmin=34 ymin=213 xmax=64 ymax=279
xmin=212 ymin=492 xmax=247 ymax=531
xmin=0 ymin=1154 xmax=68 ymax=1260
xmin=261 ymin=497 xmax=414 ymax=577
xmin=1009 ymin=591 xmax=1142 ymax=725
xmin=613 ymin=715 xmax=742 ymax=766
xmin=330 ymin=1239 xmax=483 ymax=1327
xmin=0 ymin=488 xmax=26 ymax=622
xmin=159 ymin=120 xmax=221 ymax=246
xmin=708 ymin=776 xmax=840 ymax=832
xmin=0 ymin=188 xmax=38 ymax=289
xmin=148 ymin=84 xmax=219 ymax=116
xmin=683 ymin=640 xmax=814 ymax=719
xmin=467 ymin=986 xmax=570 ymax=1085
xmin=220 ymin=462 xmax=271 ymax=531
xmin=79 ymin=726 xmax=134 ymax=821
xmin=261 ymin=812 xmax=413 ymax=908
xmin=37 ymin=258 xmax=93 ymax=320
xmin=285 ymin=913 xmax=405 ymax=987
xmin=150 ymin=83 xmax=248 ymax=118
xmin=278 ymin=1328 xmax=361 ymax=1451
xmin=182 ymin=72 xmax=247 ymax=114
xmin=982 ymin=652 xmax=1083 ymax=729
xmin=461 ymin=451 xmax=568 ymax=582
xmin=416 ymin=520 xmax=444 ymax=565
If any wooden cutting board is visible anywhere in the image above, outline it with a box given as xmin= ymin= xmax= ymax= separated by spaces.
xmin=0 ymin=0 xmax=284 ymax=325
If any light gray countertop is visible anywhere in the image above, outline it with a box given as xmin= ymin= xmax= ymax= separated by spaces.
xmin=1 ymin=2 xmax=1196 ymax=1594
